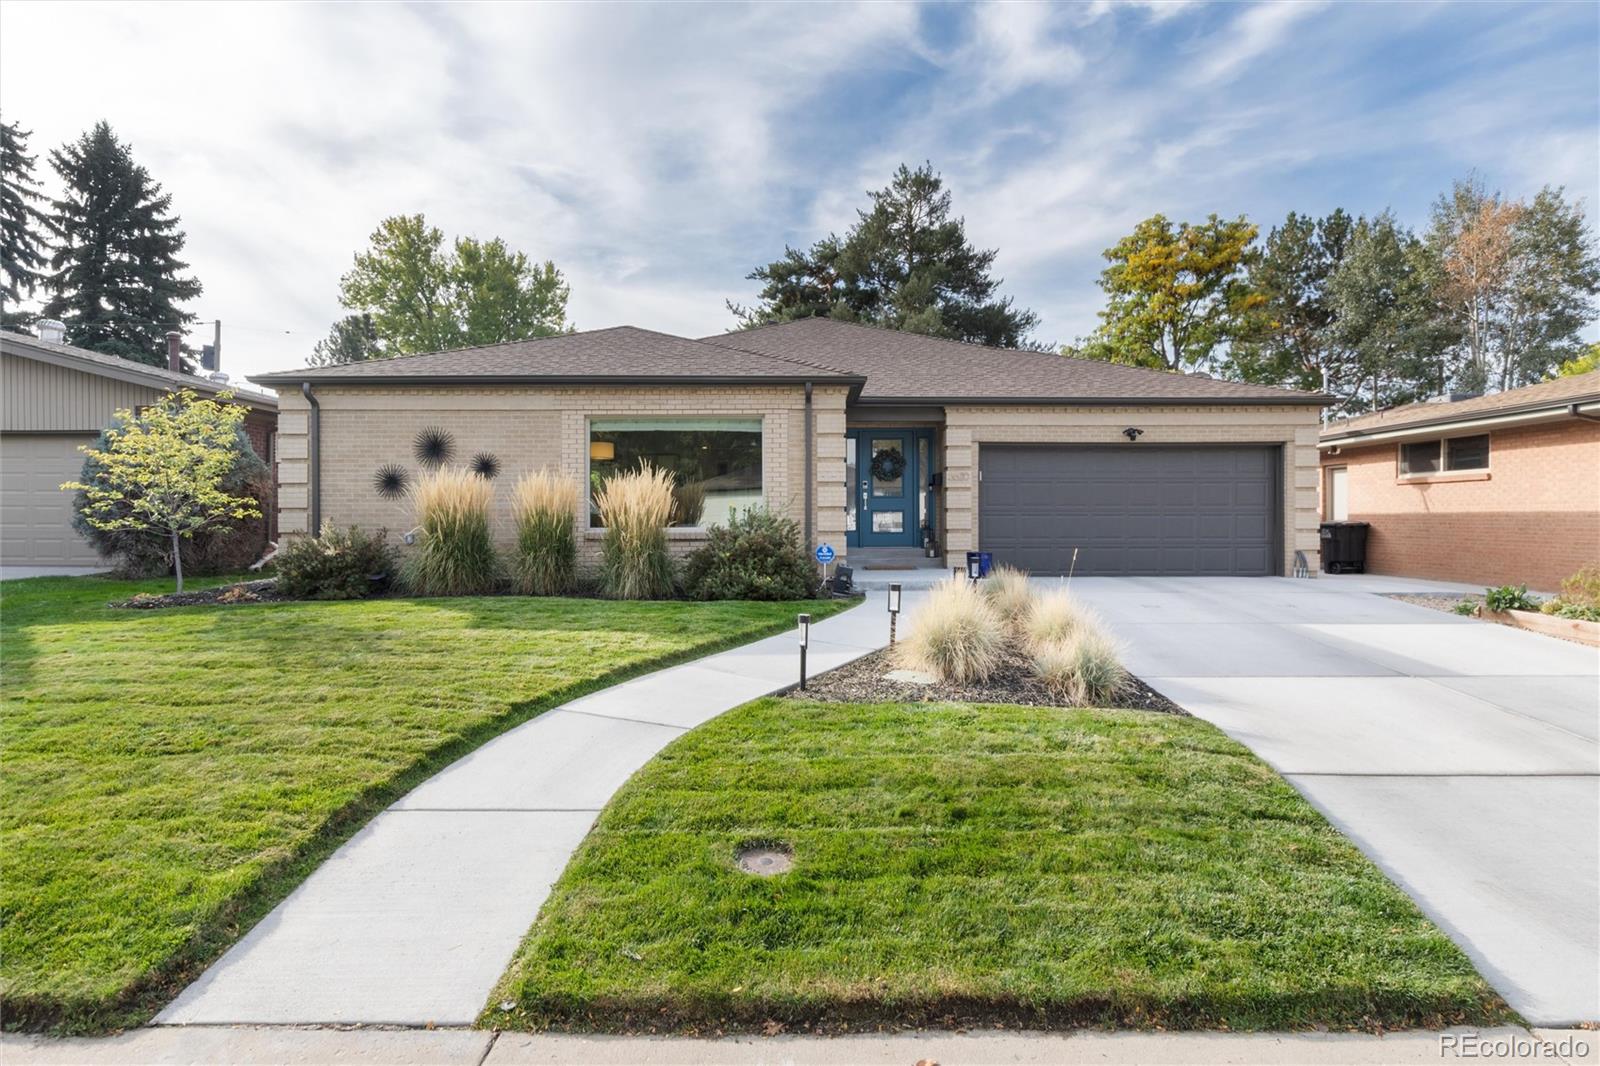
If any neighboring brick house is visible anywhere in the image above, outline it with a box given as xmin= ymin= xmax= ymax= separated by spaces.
xmin=0 ymin=326 xmax=279 ymax=568
xmin=250 ymin=318 xmax=1329 ymax=576
xmin=1318 ymin=372 xmax=1600 ymax=590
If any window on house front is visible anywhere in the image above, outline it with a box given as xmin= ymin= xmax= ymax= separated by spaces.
xmin=588 ymin=418 xmax=762 ymax=528
xmin=1445 ymin=434 xmax=1490 ymax=470
xmin=1399 ymin=434 xmax=1489 ymax=476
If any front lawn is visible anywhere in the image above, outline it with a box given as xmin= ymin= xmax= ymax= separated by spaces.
xmin=0 ymin=575 xmax=843 ymax=1031
xmin=492 ymin=699 xmax=1510 ymax=1032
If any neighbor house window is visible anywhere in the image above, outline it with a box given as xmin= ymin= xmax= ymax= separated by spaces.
xmin=589 ymin=418 xmax=762 ymax=528
xmin=1399 ymin=434 xmax=1489 ymax=477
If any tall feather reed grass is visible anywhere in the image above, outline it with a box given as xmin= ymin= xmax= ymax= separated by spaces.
xmin=897 ymin=577 xmax=1005 ymax=683
xmin=510 ymin=469 xmax=577 ymax=595
xmin=402 ymin=466 xmax=499 ymax=596
xmin=595 ymin=463 xmax=676 ymax=599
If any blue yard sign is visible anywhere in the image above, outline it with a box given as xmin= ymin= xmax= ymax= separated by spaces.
xmin=814 ymin=543 xmax=836 ymax=564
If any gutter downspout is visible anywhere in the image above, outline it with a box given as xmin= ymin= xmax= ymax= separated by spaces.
xmin=301 ymin=382 xmax=321 ymax=535
xmin=803 ymin=381 xmax=814 ymax=552
xmin=1569 ymin=403 xmax=1600 ymax=425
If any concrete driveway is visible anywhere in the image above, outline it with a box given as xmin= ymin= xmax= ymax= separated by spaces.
xmin=1064 ymin=574 xmax=1599 ymax=1027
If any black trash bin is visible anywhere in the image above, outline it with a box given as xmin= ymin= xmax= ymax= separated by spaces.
xmin=1319 ymin=521 xmax=1370 ymax=574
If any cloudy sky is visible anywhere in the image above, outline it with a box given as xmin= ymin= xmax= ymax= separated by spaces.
xmin=2 ymin=1 xmax=1595 ymax=382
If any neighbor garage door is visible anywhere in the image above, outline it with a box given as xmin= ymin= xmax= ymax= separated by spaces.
xmin=979 ymin=445 xmax=1278 ymax=576
xmin=0 ymin=433 xmax=102 ymax=566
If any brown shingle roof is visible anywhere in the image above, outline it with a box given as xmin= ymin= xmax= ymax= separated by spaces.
xmin=699 ymin=318 xmax=1328 ymax=405
xmin=1321 ymin=371 xmax=1600 ymax=441
xmin=250 ymin=326 xmax=860 ymax=387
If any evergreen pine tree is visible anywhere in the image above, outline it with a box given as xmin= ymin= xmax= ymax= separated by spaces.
xmin=732 ymin=163 xmax=1040 ymax=348
xmin=0 ymin=118 xmax=51 ymax=331
xmin=42 ymin=121 xmax=201 ymax=366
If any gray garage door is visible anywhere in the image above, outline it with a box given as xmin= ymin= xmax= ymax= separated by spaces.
xmin=979 ymin=445 xmax=1279 ymax=576
xmin=0 ymin=432 xmax=103 ymax=566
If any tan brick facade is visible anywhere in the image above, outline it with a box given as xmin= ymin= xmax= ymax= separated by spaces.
xmin=1320 ymin=418 xmax=1600 ymax=591
xmin=942 ymin=404 xmax=1324 ymax=575
xmin=272 ymin=384 xmax=849 ymax=564
xmin=272 ymin=385 xmax=1322 ymax=577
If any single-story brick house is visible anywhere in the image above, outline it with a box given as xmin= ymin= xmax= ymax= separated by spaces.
xmin=1318 ymin=371 xmax=1600 ymax=590
xmin=1 ymin=325 xmax=278 ymax=569
xmin=249 ymin=318 xmax=1329 ymax=576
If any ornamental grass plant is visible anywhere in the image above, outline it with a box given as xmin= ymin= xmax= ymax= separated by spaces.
xmin=897 ymin=576 xmax=1005 ymax=683
xmin=403 ymin=466 xmax=498 ymax=596
xmin=510 ymin=470 xmax=578 ymax=596
xmin=595 ymin=463 xmax=676 ymax=599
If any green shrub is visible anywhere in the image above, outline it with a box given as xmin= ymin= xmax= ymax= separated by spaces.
xmin=898 ymin=577 xmax=1005 ymax=683
xmin=403 ymin=467 xmax=499 ymax=596
xmin=1559 ymin=565 xmax=1600 ymax=611
xmin=681 ymin=506 xmax=816 ymax=601
xmin=1452 ymin=599 xmax=1479 ymax=616
xmin=510 ymin=469 xmax=577 ymax=596
xmin=1544 ymin=600 xmax=1600 ymax=622
xmin=1484 ymin=584 xmax=1540 ymax=613
xmin=595 ymin=463 xmax=675 ymax=600
xmin=275 ymin=524 xmax=397 ymax=600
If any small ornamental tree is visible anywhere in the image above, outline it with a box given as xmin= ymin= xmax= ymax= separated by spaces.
xmin=62 ymin=390 xmax=262 ymax=592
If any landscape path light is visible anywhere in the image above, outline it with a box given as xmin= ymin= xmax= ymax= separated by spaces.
xmin=797 ymin=612 xmax=811 ymax=691
xmin=887 ymin=582 xmax=902 ymax=647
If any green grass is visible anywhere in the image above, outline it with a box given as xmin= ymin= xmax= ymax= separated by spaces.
xmin=490 ymin=699 xmax=1511 ymax=1033
xmin=0 ymin=574 xmax=845 ymax=1032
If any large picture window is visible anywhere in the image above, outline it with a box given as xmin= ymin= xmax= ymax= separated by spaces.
xmin=589 ymin=418 xmax=762 ymax=528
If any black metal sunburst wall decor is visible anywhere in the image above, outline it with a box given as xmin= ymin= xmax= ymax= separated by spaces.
xmin=413 ymin=427 xmax=455 ymax=467
xmin=470 ymin=452 xmax=501 ymax=479
xmin=373 ymin=464 xmax=410 ymax=499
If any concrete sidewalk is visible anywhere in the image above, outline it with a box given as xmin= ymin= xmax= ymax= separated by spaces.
xmin=6 ymin=1025 xmax=1596 ymax=1065
xmin=157 ymin=597 xmax=897 ymax=1027
xmin=1061 ymin=574 xmax=1600 ymax=1026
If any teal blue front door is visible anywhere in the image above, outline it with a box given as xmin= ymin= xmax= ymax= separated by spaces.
xmin=855 ymin=430 xmax=919 ymax=546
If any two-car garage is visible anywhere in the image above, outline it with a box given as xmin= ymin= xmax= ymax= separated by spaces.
xmin=978 ymin=444 xmax=1281 ymax=576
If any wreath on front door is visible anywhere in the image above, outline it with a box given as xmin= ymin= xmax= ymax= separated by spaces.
xmin=870 ymin=447 xmax=906 ymax=483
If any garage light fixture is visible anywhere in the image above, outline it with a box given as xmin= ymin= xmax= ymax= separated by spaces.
xmin=1123 ymin=427 xmax=1144 ymax=441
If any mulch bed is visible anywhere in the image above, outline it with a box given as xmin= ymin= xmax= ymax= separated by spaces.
xmin=114 ymin=578 xmax=289 ymax=609
xmin=801 ymin=647 xmax=1186 ymax=715
xmin=1384 ymin=591 xmax=1480 ymax=616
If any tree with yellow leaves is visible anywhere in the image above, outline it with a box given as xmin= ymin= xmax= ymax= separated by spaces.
xmin=1072 ymin=214 xmax=1263 ymax=373
xmin=62 ymin=390 xmax=261 ymax=592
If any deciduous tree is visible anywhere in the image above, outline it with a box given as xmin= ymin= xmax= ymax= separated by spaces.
xmin=1428 ymin=178 xmax=1600 ymax=391
xmin=1076 ymin=214 xmax=1261 ymax=371
xmin=733 ymin=163 xmax=1040 ymax=348
xmin=337 ymin=214 xmax=570 ymax=355
xmin=62 ymin=390 xmax=261 ymax=592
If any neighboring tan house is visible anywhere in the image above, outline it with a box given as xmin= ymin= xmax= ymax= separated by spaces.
xmin=249 ymin=318 xmax=1329 ymax=576
xmin=1319 ymin=371 xmax=1600 ymax=590
xmin=1 ymin=326 xmax=279 ymax=569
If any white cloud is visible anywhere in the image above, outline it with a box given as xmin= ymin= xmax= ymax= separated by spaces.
xmin=1193 ymin=1 xmax=1331 ymax=85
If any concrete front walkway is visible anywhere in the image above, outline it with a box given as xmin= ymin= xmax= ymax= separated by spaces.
xmin=158 ymin=598 xmax=898 ymax=1027
xmin=7 ymin=1024 xmax=1597 ymax=1065
xmin=1061 ymin=574 xmax=1600 ymax=1026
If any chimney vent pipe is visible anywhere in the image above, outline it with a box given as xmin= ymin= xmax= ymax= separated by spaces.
xmin=166 ymin=331 xmax=182 ymax=374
